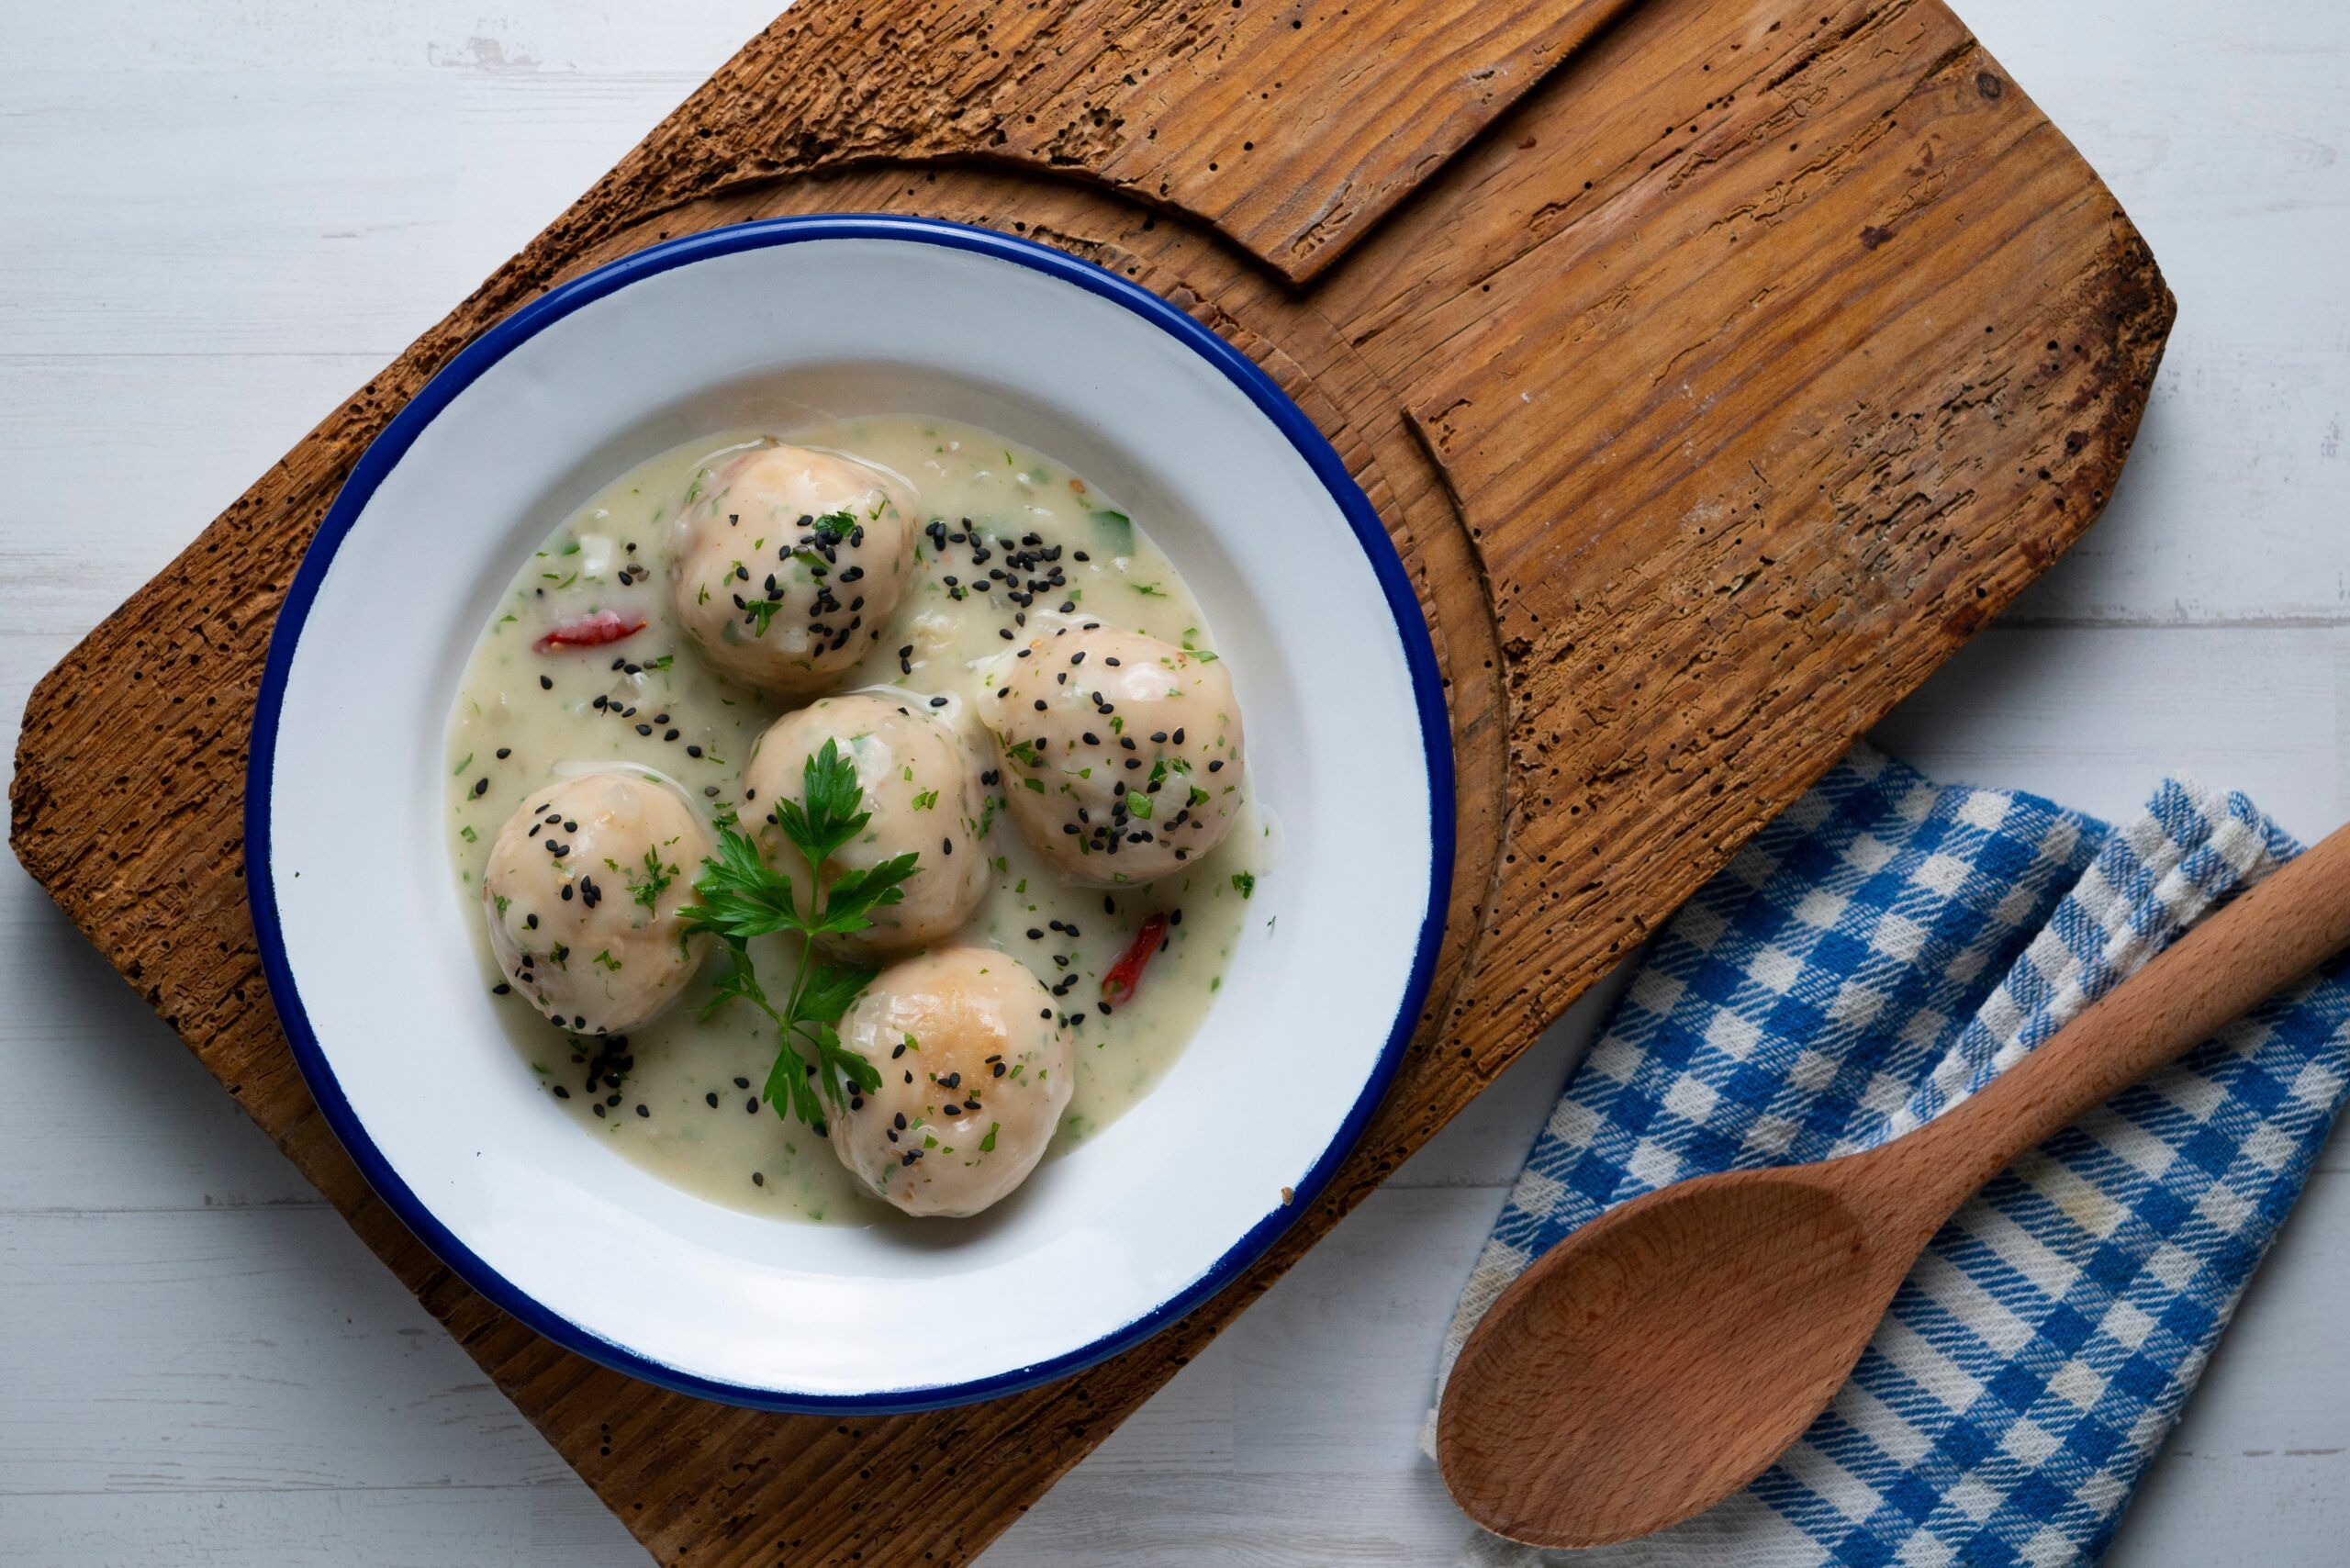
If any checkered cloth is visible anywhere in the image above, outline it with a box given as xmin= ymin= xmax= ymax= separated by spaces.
xmin=1429 ymin=745 xmax=2350 ymax=1567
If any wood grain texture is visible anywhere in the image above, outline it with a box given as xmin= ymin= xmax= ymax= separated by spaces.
xmin=6 ymin=0 xmax=2170 ymax=1562
xmin=542 ymin=0 xmax=1645 ymax=285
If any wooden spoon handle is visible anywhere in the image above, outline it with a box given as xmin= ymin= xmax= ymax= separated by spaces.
xmin=1886 ymin=820 xmax=2350 ymax=1214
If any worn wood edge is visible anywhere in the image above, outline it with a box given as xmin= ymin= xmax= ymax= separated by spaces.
xmin=1387 ymin=12 xmax=2177 ymax=1089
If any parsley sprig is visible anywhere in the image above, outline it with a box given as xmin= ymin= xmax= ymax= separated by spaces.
xmin=678 ymin=739 xmax=919 ymax=1131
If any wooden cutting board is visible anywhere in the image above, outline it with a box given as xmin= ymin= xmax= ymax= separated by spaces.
xmin=9 ymin=0 xmax=2170 ymax=1562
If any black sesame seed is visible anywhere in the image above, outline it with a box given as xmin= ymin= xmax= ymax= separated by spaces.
xmin=539 ymin=675 xmax=554 ymax=689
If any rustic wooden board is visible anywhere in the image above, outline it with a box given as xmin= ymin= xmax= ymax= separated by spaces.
xmin=8 ymin=0 xmax=2169 ymax=1562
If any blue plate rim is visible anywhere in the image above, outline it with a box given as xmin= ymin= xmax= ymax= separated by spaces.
xmin=245 ymin=213 xmax=1456 ymax=1415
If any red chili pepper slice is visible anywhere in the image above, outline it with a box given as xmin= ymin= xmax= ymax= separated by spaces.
xmin=1100 ymin=913 xmax=1169 ymax=1009
xmin=533 ymin=610 xmax=646 ymax=654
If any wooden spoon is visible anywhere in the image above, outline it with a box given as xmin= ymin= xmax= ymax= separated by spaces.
xmin=1438 ymin=820 xmax=2350 ymax=1550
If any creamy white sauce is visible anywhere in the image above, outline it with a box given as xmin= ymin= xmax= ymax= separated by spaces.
xmin=444 ymin=417 xmax=1260 ymax=1223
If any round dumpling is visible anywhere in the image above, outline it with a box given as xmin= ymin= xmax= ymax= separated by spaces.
xmin=741 ymin=693 xmax=990 ymax=959
xmin=666 ymin=443 xmax=918 ymax=697
xmin=481 ymin=770 xmax=713 ymax=1035
xmin=978 ymin=623 xmax=1244 ymax=885
xmin=829 ymin=947 xmax=1073 ymax=1217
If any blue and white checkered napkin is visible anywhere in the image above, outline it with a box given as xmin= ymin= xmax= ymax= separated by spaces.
xmin=1430 ymin=745 xmax=2350 ymax=1567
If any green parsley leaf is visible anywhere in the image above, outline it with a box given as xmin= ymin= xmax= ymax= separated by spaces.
xmin=682 ymin=737 xmax=918 ymax=1131
xmin=677 ymin=823 xmax=798 ymax=945
xmin=699 ymin=944 xmax=769 ymax=1023
xmin=798 ymin=959 xmax=874 ymax=1026
xmin=806 ymin=853 xmax=920 ymax=935
xmin=769 ymin=738 xmax=871 ymax=866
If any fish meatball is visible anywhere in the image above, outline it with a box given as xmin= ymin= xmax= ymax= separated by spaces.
xmin=979 ymin=623 xmax=1244 ymax=885
xmin=830 ymin=947 xmax=1073 ymax=1217
xmin=666 ymin=443 xmax=918 ymax=697
xmin=481 ymin=770 xmax=712 ymax=1035
xmin=742 ymin=694 xmax=990 ymax=959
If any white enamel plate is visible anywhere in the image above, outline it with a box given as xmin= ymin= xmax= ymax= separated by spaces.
xmin=250 ymin=217 xmax=1452 ymax=1412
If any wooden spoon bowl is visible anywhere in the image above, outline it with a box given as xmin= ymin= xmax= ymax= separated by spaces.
xmin=1438 ymin=821 xmax=2350 ymax=1550
xmin=1442 ymin=1171 xmax=1894 ymax=1545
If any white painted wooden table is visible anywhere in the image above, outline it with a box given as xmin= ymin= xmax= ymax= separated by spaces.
xmin=3 ymin=2 xmax=2344 ymax=1562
